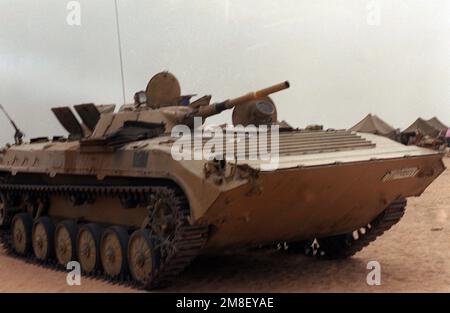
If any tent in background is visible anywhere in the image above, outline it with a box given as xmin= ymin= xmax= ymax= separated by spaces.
xmin=427 ymin=117 xmax=448 ymax=134
xmin=402 ymin=118 xmax=440 ymax=138
xmin=349 ymin=114 xmax=397 ymax=139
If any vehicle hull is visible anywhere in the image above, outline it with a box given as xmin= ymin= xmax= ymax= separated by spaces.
xmin=200 ymin=154 xmax=444 ymax=251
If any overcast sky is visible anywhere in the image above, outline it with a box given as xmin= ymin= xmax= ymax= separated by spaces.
xmin=0 ymin=0 xmax=449 ymax=144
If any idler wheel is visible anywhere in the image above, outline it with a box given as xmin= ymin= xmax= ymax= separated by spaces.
xmin=127 ymin=229 xmax=160 ymax=286
xmin=100 ymin=226 xmax=129 ymax=278
xmin=11 ymin=213 xmax=33 ymax=255
xmin=32 ymin=216 xmax=55 ymax=261
xmin=55 ymin=220 xmax=78 ymax=266
xmin=77 ymin=223 xmax=103 ymax=274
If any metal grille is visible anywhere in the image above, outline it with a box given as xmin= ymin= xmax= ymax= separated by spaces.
xmin=179 ymin=129 xmax=376 ymax=158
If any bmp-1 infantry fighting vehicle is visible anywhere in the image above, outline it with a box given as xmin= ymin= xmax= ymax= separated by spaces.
xmin=0 ymin=72 xmax=445 ymax=289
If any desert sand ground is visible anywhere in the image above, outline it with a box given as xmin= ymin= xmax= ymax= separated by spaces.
xmin=0 ymin=159 xmax=449 ymax=293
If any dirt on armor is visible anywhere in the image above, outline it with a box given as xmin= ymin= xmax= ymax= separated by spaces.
xmin=1 ymin=158 xmax=449 ymax=293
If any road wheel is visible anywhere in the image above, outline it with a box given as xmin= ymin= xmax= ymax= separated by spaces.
xmin=127 ymin=229 xmax=160 ymax=286
xmin=100 ymin=226 xmax=129 ymax=278
xmin=32 ymin=216 xmax=55 ymax=261
xmin=11 ymin=213 xmax=33 ymax=255
xmin=77 ymin=223 xmax=103 ymax=274
xmin=55 ymin=220 xmax=78 ymax=266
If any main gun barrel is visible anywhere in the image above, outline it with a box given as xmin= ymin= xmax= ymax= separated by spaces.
xmin=226 ymin=81 xmax=290 ymax=109
xmin=193 ymin=81 xmax=290 ymax=119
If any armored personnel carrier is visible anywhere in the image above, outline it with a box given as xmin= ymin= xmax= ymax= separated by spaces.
xmin=0 ymin=72 xmax=445 ymax=289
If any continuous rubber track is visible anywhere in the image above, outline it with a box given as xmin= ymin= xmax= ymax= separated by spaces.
xmin=303 ymin=198 xmax=407 ymax=259
xmin=0 ymin=183 xmax=209 ymax=290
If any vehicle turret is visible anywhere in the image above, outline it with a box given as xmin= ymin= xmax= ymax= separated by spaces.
xmin=86 ymin=73 xmax=289 ymax=143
